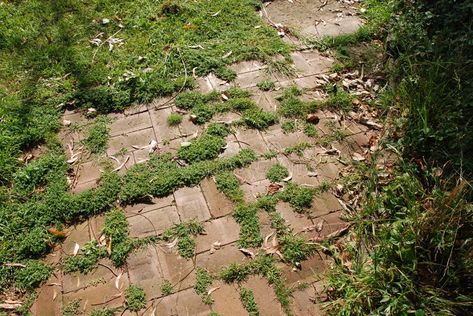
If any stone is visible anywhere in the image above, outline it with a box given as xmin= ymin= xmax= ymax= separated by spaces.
xmin=75 ymin=160 xmax=102 ymax=185
xmin=127 ymin=246 xmax=166 ymax=299
xmin=210 ymin=281 xmax=247 ymax=315
xmin=291 ymin=283 xmax=325 ymax=316
xmin=195 ymin=243 xmax=247 ymax=273
xmin=243 ymin=276 xmax=284 ymax=316
xmin=235 ymin=159 xmax=276 ymax=184
xmin=157 ymin=247 xmax=196 ymax=292
xmin=234 ymin=70 xmax=266 ymax=88
xmin=194 ymin=216 xmax=240 ymax=253
xmin=63 ymin=222 xmax=90 ymax=256
xmin=30 ymin=275 xmax=62 ymax=316
xmin=127 ymin=205 xmax=180 ymax=238
xmin=219 ymin=134 xmax=241 ymax=158
xmin=109 ymin=112 xmax=152 ymax=137
xmin=310 ymin=192 xmax=342 ymax=218
xmin=276 ymin=202 xmax=313 ymax=234
xmin=241 ymin=179 xmax=271 ymax=202
xmin=150 ymin=107 xmax=181 ymax=142
xmin=174 ymin=186 xmax=211 ymax=222
xmin=153 ymin=287 xmax=211 ymax=316
xmin=124 ymin=195 xmax=174 ymax=217
xmin=106 ymin=128 xmax=156 ymax=156
xmin=230 ymin=60 xmax=265 ymax=74
xmin=200 ymin=177 xmax=234 ymax=218
xmin=235 ymin=128 xmax=269 ymax=155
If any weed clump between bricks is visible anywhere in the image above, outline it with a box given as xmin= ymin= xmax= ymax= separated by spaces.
xmin=240 ymin=287 xmax=260 ymax=316
xmin=215 ymin=172 xmax=244 ymax=203
xmin=125 ymin=285 xmax=146 ymax=312
xmin=195 ymin=267 xmax=214 ymax=305
xmin=266 ymin=164 xmax=289 ymax=183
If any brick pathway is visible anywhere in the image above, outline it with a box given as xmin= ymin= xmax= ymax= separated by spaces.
xmin=31 ymin=1 xmax=371 ymax=315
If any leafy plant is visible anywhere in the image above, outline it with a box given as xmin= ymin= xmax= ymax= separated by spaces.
xmin=195 ymin=267 xmax=214 ymax=305
xmin=84 ymin=116 xmax=110 ymax=154
xmin=167 ymin=113 xmax=183 ymax=126
xmin=215 ymin=172 xmax=244 ymax=203
xmin=266 ymin=164 xmax=289 ymax=183
xmin=102 ymin=209 xmax=132 ymax=266
xmin=233 ymin=204 xmax=262 ymax=248
xmin=240 ymin=287 xmax=260 ymax=316
xmin=125 ymin=285 xmax=146 ymax=312
xmin=160 ymin=279 xmax=173 ymax=296
xmin=257 ymin=80 xmax=276 ymax=91
xmin=241 ymin=108 xmax=278 ymax=130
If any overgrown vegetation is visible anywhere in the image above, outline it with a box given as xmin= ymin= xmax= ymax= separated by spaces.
xmin=266 ymin=164 xmax=289 ymax=183
xmin=215 ymin=172 xmax=244 ymax=203
xmin=323 ymin=0 xmax=473 ymax=315
xmin=162 ymin=221 xmax=204 ymax=259
xmin=239 ymin=287 xmax=260 ymax=316
xmin=195 ymin=267 xmax=214 ymax=305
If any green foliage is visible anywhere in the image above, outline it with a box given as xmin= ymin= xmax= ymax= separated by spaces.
xmin=160 ymin=279 xmax=173 ymax=296
xmin=89 ymin=308 xmax=116 ymax=316
xmin=240 ymin=288 xmax=260 ymax=316
xmin=63 ymin=241 xmax=107 ymax=273
xmin=257 ymin=80 xmax=275 ymax=91
xmin=167 ymin=112 xmax=183 ymax=126
xmin=284 ymin=142 xmax=311 ymax=157
xmin=233 ymin=204 xmax=262 ymax=248
xmin=14 ymin=260 xmax=52 ymax=290
xmin=279 ymin=183 xmax=316 ymax=212
xmin=195 ymin=267 xmax=214 ymax=305
xmin=279 ymin=234 xmax=316 ymax=266
xmin=175 ymin=91 xmax=207 ymax=110
xmin=177 ymin=235 xmax=196 ymax=259
xmin=266 ymin=164 xmax=289 ymax=183
xmin=177 ymin=133 xmax=226 ymax=163
xmin=63 ymin=299 xmax=81 ymax=316
xmin=125 ymin=285 xmax=146 ymax=312
xmin=319 ymin=88 xmax=353 ymax=112
xmin=84 ymin=116 xmax=110 ymax=154
xmin=241 ymin=108 xmax=278 ymax=130
xmin=215 ymin=172 xmax=244 ymax=203
xmin=278 ymin=86 xmax=307 ymax=118
xmin=103 ymin=209 xmax=132 ymax=267
xmin=303 ymin=123 xmax=318 ymax=137
xmin=281 ymin=120 xmax=296 ymax=134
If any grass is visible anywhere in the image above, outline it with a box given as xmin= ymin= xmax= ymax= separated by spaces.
xmin=83 ymin=116 xmax=110 ymax=154
xmin=240 ymin=287 xmax=260 ymax=316
xmin=284 ymin=142 xmax=311 ymax=157
xmin=281 ymin=120 xmax=296 ymax=134
xmin=63 ymin=299 xmax=81 ymax=316
xmin=257 ymin=79 xmax=276 ymax=91
xmin=89 ymin=308 xmax=116 ymax=316
xmin=167 ymin=112 xmax=183 ymax=126
xmin=241 ymin=108 xmax=278 ymax=130
xmin=162 ymin=221 xmax=204 ymax=259
xmin=102 ymin=209 xmax=132 ymax=266
xmin=125 ymin=285 xmax=146 ymax=312
xmin=279 ymin=183 xmax=317 ymax=213
xmin=233 ymin=204 xmax=263 ymax=248
xmin=266 ymin=164 xmax=289 ymax=183
xmin=63 ymin=241 xmax=107 ymax=273
xmin=195 ymin=267 xmax=214 ymax=305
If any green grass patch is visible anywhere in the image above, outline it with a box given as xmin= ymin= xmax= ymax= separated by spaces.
xmin=257 ymin=79 xmax=276 ymax=91
xmin=240 ymin=287 xmax=260 ymax=316
xmin=89 ymin=308 xmax=117 ymax=316
xmin=160 ymin=279 xmax=173 ymax=296
xmin=177 ymin=133 xmax=226 ymax=163
xmin=63 ymin=241 xmax=107 ymax=274
xmin=279 ymin=183 xmax=316 ymax=212
xmin=167 ymin=112 xmax=183 ymax=126
xmin=84 ymin=116 xmax=110 ymax=154
xmin=195 ymin=267 xmax=214 ymax=305
xmin=281 ymin=120 xmax=297 ymax=134
xmin=125 ymin=285 xmax=146 ymax=312
xmin=241 ymin=108 xmax=278 ymax=130
xmin=102 ymin=209 xmax=132 ymax=266
xmin=233 ymin=204 xmax=263 ymax=248
xmin=284 ymin=142 xmax=311 ymax=157
xmin=266 ymin=164 xmax=289 ymax=183
xmin=215 ymin=172 xmax=244 ymax=203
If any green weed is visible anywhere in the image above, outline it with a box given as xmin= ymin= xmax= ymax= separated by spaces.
xmin=279 ymin=183 xmax=316 ymax=212
xmin=195 ymin=267 xmax=214 ymax=305
xmin=63 ymin=299 xmax=81 ymax=316
xmin=167 ymin=113 xmax=183 ymax=126
xmin=125 ymin=285 xmax=146 ymax=312
xmin=281 ymin=120 xmax=297 ymax=134
xmin=241 ymin=108 xmax=278 ymax=130
xmin=160 ymin=279 xmax=173 ymax=296
xmin=233 ymin=204 xmax=263 ymax=248
xmin=215 ymin=172 xmax=244 ymax=203
xmin=84 ymin=116 xmax=110 ymax=154
xmin=177 ymin=133 xmax=226 ymax=163
xmin=63 ymin=241 xmax=107 ymax=273
xmin=266 ymin=164 xmax=289 ymax=183
xmin=257 ymin=80 xmax=276 ymax=91
xmin=284 ymin=142 xmax=311 ymax=157
xmin=102 ymin=209 xmax=132 ymax=266
xmin=240 ymin=287 xmax=260 ymax=316
xmin=177 ymin=235 xmax=196 ymax=259
xmin=89 ymin=308 xmax=116 ymax=316
xmin=303 ymin=123 xmax=318 ymax=137
xmin=279 ymin=234 xmax=316 ymax=266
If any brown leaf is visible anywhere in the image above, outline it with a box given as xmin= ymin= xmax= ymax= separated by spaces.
xmin=48 ymin=227 xmax=66 ymax=238
xmin=267 ymin=183 xmax=282 ymax=195
xmin=239 ymin=248 xmax=255 ymax=258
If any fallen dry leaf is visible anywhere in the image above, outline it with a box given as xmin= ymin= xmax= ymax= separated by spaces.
xmin=352 ymin=152 xmax=366 ymax=162
xmin=239 ymin=248 xmax=255 ymax=258
xmin=73 ymin=242 xmax=80 ymax=256
xmin=267 ymin=183 xmax=283 ymax=195
xmin=48 ymin=227 xmax=66 ymax=238
xmin=207 ymin=286 xmax=220 ymax=295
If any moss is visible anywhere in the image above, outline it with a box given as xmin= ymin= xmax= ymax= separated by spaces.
xmin=125 ymin=285 xmax=146 ymax=312
xmin=320 ymin=89 xmax=354 ymax=112
xmin=167 ymin=112 xmax=183 ymax=126
xmin=175 ymin=91 xmax=207 ymax=110
xmin=266 ymin=164 xmax=289 ymax=183
xmin=63 ymin=299 xmax=81 ymax=316
xmin=278 ymin=87 xmax=307 ymax=118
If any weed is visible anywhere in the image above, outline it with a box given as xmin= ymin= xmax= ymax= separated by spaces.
xmin=175 ymin=91 xmax=207 ymax=110
xmin=279 ymin=183 xmax=316 ymax=212
xmin=257 ymin=80 xmax=276 ymax=91
xmin=195 ymin=267 xmax=214 ymax=305
xmin=208 ymin=312 xmax=220 ymax=316
xmin=241 ymin=108 xmax=278 ymax=130
xmin=279 ymin=234 xmax=317 ymax=266
xmin=281 ymin=120 xmax=296 ymax=134
xmin=303 ymin=123 xmax=318 ymax=137
xmin=262 ymin=150 xmax=278 ymax=159
xmin=177 ymin=235 xmax=196 ymax=259
xmin=278 ymin=87 xmax=307 ymax=118
xmin=284 ymin=142 xmax=311 ymax=157
xmin=89 ymin=308 xmax=116 ymax=316
xmin=63 ymin=241 xmax=107 ymax=273
xmin=240 ymin=287 xmax=260 ymax=316
xmin=14 ymin=260 xmax=52 ymax=290
xmin=177 ymin=133 xmax=226 ymax=163
xmin=215 ymin=172 xmax=244 ymax=203
xmin=233 ymin=204 xmax=263 ymax=248
xmin=125 ymin=285 xmax=146 ymax=312
xmin=84 ymin=116 xmax=110 ymax=154
xmin=63 ymin=299 xmax=81 ymax=316
xmin=167 ymin=113 xmax=183 ymax=126
xmin=320 ymin=89 xmax=353 ymax=112
xmin=160 ymin=280 xmax=173 ymax=296
xmin=103 ymin=209 xmax=132 ymax=266
xmin=266 ymin=164 xmax=289 ymax=183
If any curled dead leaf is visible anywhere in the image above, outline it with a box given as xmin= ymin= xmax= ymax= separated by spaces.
xmin=239 ymin=248 xmax=255 ymax=258
xmin=48 ymin=227 xmax=66 ymax=238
